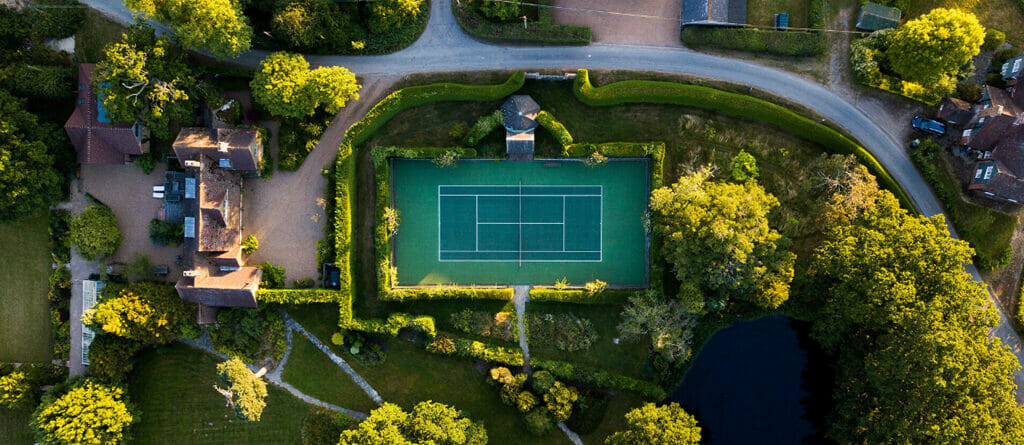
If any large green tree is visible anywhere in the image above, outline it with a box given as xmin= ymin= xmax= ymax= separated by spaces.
xmin=885 ymin=8 xmax=984 ymax=85
xmin=0 ymin=90 xmax=62 ymax=221
xmin=82 ymin=282 xmax=193 ymax=345
xmin=31 ymin=378 xmax=135 ymax=445
xmin=125 ymin=0 xmax=252 ymax=57
xmin=216 ymin=358 xmax=268 ymax=422
xmin=369 ymin=0 xmax=423 ymax=33
xmin=0 ymin=371 xmax=35 ymax=409
xmin=70 ymin=205 xmax=122 ymax=260
xmin=809 ymin=184 xmax=1024 ymax=443
xmin=605 ymin=402 xmax=701 ymax=445
xmin=251 ymin=52 xmax=360 ymax=119
xmin=338 ymin=401 xmax=487 ymax=445
xmin=93 ymin=25 xmax=193 ymax=140
xmin=650 ymin=168 xmax=794 ymax=311
xmin=617 ymin=292 xmax=698 ymax=362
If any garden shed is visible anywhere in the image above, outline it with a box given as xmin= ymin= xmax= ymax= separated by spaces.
xmin=681 ymin=0 xmax=747 ymax=27
xmin=856 ymin=2 xmax=901 ymax=31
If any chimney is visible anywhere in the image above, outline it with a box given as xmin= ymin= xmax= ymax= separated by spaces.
xmin=184 ymin=160 xmax=201 ymax=168
xmin=183 ymin=269 xmax=200 ymax=277
xmin=218 ymin=141 xmax=229 ymax=152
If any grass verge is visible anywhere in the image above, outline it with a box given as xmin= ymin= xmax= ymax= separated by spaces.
xmin=0 ymin=213 xmax=52 ymax=362
xmin=281 ymin=335 xmax=380 ymax=414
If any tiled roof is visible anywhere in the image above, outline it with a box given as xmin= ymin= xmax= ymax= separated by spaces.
xmin=63 ymin=64 xmax=146 ymax=164
xmin=501 ymin=95 xmax=540 ymax=132
xmin=937 ymin=97 xmax=974 ymax=126
xmin=172 ymin=127 xmax=261 ymax=171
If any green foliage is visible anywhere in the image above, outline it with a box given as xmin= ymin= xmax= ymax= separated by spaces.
xmin=0 ymin=371 xmax=34 ymax=409
xmin=810 ymin=184 xmax=1024 ymax=443
xmin=0 ymin=90 xmax=62 ymax=221
xmin=523 ymin=409 xmax=555 ymax=436
xmin=465 ymin=110 xmax=504 ymax=146
xmin=302 ymin=407 xmax=350 ymax=445
xmin=260 ymin=261 xmax=287 ymax=289
xmin=49 ymin=209 xmax=72 ymax=264
xmin=0 ymin=64 xmax=71 ymax=99
xmin=210 ymin=306 xmax=287 ymax=362
xmin=217 ymin=358 xmax=268 ymax=422
xmin=257 ymin=288 xmax=349 ymax=304
xmin=147 ymin=219 xmax=183 ymax=247
xmin=369 ymin=0 xmax=424 ymax=34
xmin=617 ymin=292 xmax=697 ymax=362
xmin=729 ymin=149 xmax=759 ymax=182
xmin=983 ymin=28 xmax=1006 ymax=51
xmin=886 ymin=8 xmax=984 ymax=86
xmin=277 ymin=112 xmax=332 ymax=171
xmin=70 ymin=205 xmax=122 ymax=260
xmin=528 ymin=288 xmax=635 ymax=304
xmin=475 ymin=0 xmax=522 ymax=21
xmin=452 ymin=338 xmax=524 ymax=366
xmin=681 ymin=27 xmax=825 ymax=57
xmin=516 ymin=391 xmax=537 ymax=413
xmin=993 ymin=48 xmax=1019 ymax=68
xmin=450 ymin=309 xmax=517 ymax=343
xmin=242 ymin=234 xmax=259 ymax=254
xmin=453 ymin=0 xmax=590 ymax=45
xmin=650 ymin=169 xmax=794 ymax=309
xmin=271 ymin=0 xmax=333 ymax=51
xmin=338 ymin=401 xmax=488 ymax=445
xmin=31 ymin=378 xmax=135 ymax=445
xmin=531 ymin=370 xmax=555 ymax=394
xmin=531 ymin=358 xmax=666 ymax=399
xmin=87 ymin=334 xmax=142 ymax=382
xmin=605 ymin=402 xmax=701 ymax=445
xmin=987 ymin=72 xmax=1008 ymax=88
xmin=527 ymin=312 xmax=598 ymax=352
xmin=251 ymin=52 xmax=360 ymax=119
xmin=536 ymin=110 xmax=573 ymax=146
xmin=572 ymin=68 xmax=913 ymax=207
xmin=83 ymin=282 xmax=193 ymax=345
xmin=543 ymin=381 xmax=578 ymax=422
xmin=954 ymin=81 xmax=982 ymax=102
xmin=94 ymin=25 xmax=194 ymax=140
xmin=125 ymin=0 xmax=252 ymax=57
xmin=427 ymin=335 xmax=456 ymax=354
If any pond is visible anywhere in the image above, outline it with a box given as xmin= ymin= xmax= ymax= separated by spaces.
xmin=670 ymin=315 xmax=828 ymax=444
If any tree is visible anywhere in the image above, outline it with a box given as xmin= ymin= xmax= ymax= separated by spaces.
xmin=216 ymin=358 xmax=268 ymax=422
xmin=82 ymin=282 xmax=193 ymax=345
xmin=369 ymin=0 xmax=423 ymax=33
xmin=259 ymin=261 xmax=287 ymax=289
xmin=729 ymin=149 xmax=759 ymax=182
xmin=251 ymin=52 xmax=360 ymax=119
xmin=272 ymin=0 xmax=332 ymax=51
xmin=0 ymin=371 xmax=35 ymax=409
xmin=476 ymin=0 xmax=521 ymax=21
xmin=605 ymin=402 xmax=700 ymax=445
xmin=31 ymin=378 xmax=135 ymax=445
xmin=86 ymin=334 xmax=142 ymax=383
xmin=93 ymin=25 xmax=194 ymax=140
xmin=70 ymin=205 xmax=122 ymax=260
xmin=338 ymin=401 xmax=487 ymax=445
xmin=242 ymin=234 xmax=259 ymax=254
xmin=0 ymin=90 xmax=62 ymax=221
xmin=125 ymin=0 xmax=252 ymax=57
xmin=885 ymin=8 xmax=985 ymax=86
xmin=543 ymin=381 xmax=578 ymax=422
xmin=649 ymin=168 xmax=794 ymax=310
xmin=809 ymin=183 xmax=1024 ymax=443
xmin=617 ymin=292 xmax=698 ymax=363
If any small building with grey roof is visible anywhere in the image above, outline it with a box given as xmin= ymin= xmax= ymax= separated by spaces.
xmin=856 ymin=2 xmax=901 ymax=31
xmin=681 ymin=0 xmax=747 ymax=27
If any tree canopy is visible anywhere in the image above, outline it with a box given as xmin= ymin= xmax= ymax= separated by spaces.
xmin=885 ymin=8 xmax=984 ymax=85
xmin=93 ymin=24 xmax=193 ymax=140
xmin=31 ymin=378 xmax=135 ymax=445
xmin=251 ymin=52 xmax=360 ymax=119
xmin=338 ymin=401 xmax=487 ymax=445
xmin=605 ymin=402 xmax=701 ymax=445
xmin=649 ymin=168 xmax=794 ymax=311
xmin=0 ymin=90 xmax=62 ymax=221
xmin=82 ymin=282 xmax=193 ymax=345
xmin=729 ymin=150 xmax=759 ymax=182
xmin=476 ymin=0 xmax=522 ymax=21
xmin=0 ymin=371 xmax=35 ymax=409
xmin=216 ymin=358 xmax=268 ymax=422
xmin=618 ymin=292 xmax=698 ymax=362
xmin=70 ymin=205 xmax=122 ymax=260
xmin=369 ymin=0 xmax=424 ymax=34
xmin=125 ymin=0 xmax=252 ymax=57
xmin=809 ymin=183 xmax=1024 ymax=443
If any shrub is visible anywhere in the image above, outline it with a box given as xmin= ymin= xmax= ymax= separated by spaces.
xmin=210 ymin=306 xmax=287 ymax=362
xmin=532 ymin=358 xmax=667 ymax=399
xmin=730 ymin=149 xmax=759 ymax=182
xmin=583 ymin=151 xmax=608 ymax=167
xmin=490 ymin=366 xmax=516 ymax=386
xmin=517 ymin=390 xmax=537 ymax=412
xmin=536 ymin=110 xmax=573 ymax=146
xmin=465 ymin=110 xmax=504 ymax=146
xmin=260 ymin=261 xmax=287 ymax=289
xmin=681 ymin=27 xmax=825 ymax=57
xmin=449 ymin=122 xmax=468 ymax=140
xmin=955 ymin=82 xmax=982 ymax=102
xmin=147 ymin=219 xmax=184 ymax=247
xmin=527 ymin=312 xmax=598 ymax=352
xmin=427 ymin=335 xmax=456 ymax=354
xmin=242 ymin=234 xmax=259 ymax=254
xmin=217 ymin=358 xmax=268 ymax=422
xmin=331 ymin=332 xmax=344 ymax=345
xmin=369 ymin=0 xmax=425 ymax=34
xmin=86 ymin=335 xmax=142 ymax=383
xmin=583 ymin=279 xmax=607 ymax=294
xmin=293 ymin=277 xmax=315 ymax=288
xmin=49 ymin=209 xmax=71 ymax=264
xmin=523 ymin=409 xmax=555 ymax=436
xmin=528 ymin=288 xmax=636 ymax=304
xmin=71 ymin=205 xmax=122 ymax=260
xmin=532 ymin=370 xmax=555 ymax=394
xmin=453 ymin=0 xmax=590 ymax=45
xmin=30 ymin=378 xmax=135 ymax=445
xmin=983 ymin=29 xmax=1006 ymax=51
xmin=452 ymin=338 xmax=524 ymax=365
xmin=501 ymin=382 xmax=521 ymax=406
xmin=450 ymin=309 xmax=517 ymax=343
xmin=993 ymin=49 xmax=1019 ymax=68
xmin=0 ymin=371 xmax=35 ymax=409
xmin=987 ymin=72 xmax=1007 ymax=88
xmin=544 ymin=381 xmax=578 ymax=422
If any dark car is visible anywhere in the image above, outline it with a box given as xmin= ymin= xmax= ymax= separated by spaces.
xmin=912 ymin=116 xmax=947 ymax=136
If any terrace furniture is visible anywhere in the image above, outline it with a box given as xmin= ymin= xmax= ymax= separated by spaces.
xmin=153 ymin=185 xmax=165 ymax=193
xmin=153 ymin=191 xmax=165 ymax=199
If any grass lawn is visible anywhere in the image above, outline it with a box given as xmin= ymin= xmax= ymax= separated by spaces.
xmin=281 ymin=335 xmax=380 ymax=414
xmin=127 ymin=344 xmax=312 ymax=444
xmin=0 ymin=213 xmax=52 ymax=363
xmin=0 ymin=408 xmax=34 ymax=444
xmin=526 ymin=302 xmax=649 ymax=381
xmin=908 ymin=0 xmax=1024 ymax=45
xmin=747 ymin=0 xmax=810 ymax=28
xmin=577 ymin=391 xmax=648 ymax=444
xmin=73 ymin=9 xmax=127 ymax=64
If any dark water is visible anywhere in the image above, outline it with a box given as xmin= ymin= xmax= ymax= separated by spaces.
xmin=670 ymin=315 xmax=826 ymax=444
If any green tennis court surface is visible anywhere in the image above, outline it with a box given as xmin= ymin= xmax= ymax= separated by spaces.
xmin=391 ymin=159 xmax=649 ymax=286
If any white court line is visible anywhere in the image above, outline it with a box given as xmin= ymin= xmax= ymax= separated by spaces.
xmin=441 ymin=250 xmax=601 ymax=253
xmin=475 ymin=195 xmax=479 ymax=251
xmin=441 ymin=194 xmax=601 ymax=197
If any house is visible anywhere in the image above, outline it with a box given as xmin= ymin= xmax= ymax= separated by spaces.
xmin=936 ymin=97 xmax=974 ymax=127
xmin=63 ymin=64 xmax=149 ymax=164
xmin=172 ymin=127 xmax=263 ymax=323
xmin=501 ymin=95 xmax=539 ymax=161
xmin=959 ymin=86 xmax=1024 ymax=154
xmin=968 ymin=132 xmax=1024 ymax=203
xmin=958 ymin=86 xmax=1024 ymax=203
xmin=856 ymin=2 xmax=901 ymax=31
xmin=681 ymin=0 xmax=747 ymax=27
xmin=1003 ymin=56 xmax=1024 ymax=85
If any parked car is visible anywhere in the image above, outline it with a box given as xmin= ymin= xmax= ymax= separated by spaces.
xmin=912 ymin=116 xmax=947 ymax=136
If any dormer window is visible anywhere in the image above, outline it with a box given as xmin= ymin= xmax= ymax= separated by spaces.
xmin=219 ymin=158 xmax=231 ymax=169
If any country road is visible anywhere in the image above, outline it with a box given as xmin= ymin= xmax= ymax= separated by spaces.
xmin=81 ymin=0 xmax=1024 ymax=401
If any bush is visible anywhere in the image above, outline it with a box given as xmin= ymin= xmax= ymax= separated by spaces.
xmin=427 ymin=334 xmax=456 ymax=354
xmin=257 ymin=289 xmax=349 ymax=304
xmin=147 ymin=219 xmax=184 ymax=247
xmin=527 ymin=312 xmax=598 ymax=352
xmin=453 ymin=0 xmax=590 ymax=45
xmin=993 ymin=49 xmax=1019 ymax=68
xmin=681 ymin=27 xmax=825 ymax=57
xmin=528 ymin=288 xmax=635 ymax=304
xmin=217 ymin=358 xmax=268 ymax=422
xmin=86 ymin=334 xmax=142 ymax=383
xmin=849 ymin=34 xmax=946 ymax=104
xmin=465 ymin=110 xmax=504 ymax=146
xmin=30 ymin=378 xmax=135 ymax=445
xmin=0 ymin=371 xmax=35 ymax=409
xmin=517 ymin=390 xmax=537 ymax=412
xmin=986 ymin=72 xmax=1007 ymax=88
xmin=532 ymin=370 xmax=555 ymax=394
xmin=29 ymin=0 xmax=86 ymax=39
xmin=210 ymin=306 xmax=287 ymax=362
xmin=536 ymin=111 xmax=573 ymax=147
xmin=983 ymin=29 xmax=1006 ymax=51
xmin=260 ymin=261 xmax=287 ymax=289
xmin=544 ymin=381 xmax=578 ymax=422
xmin=523 ymin=409 xmax=555 ymax=436
xmin=70 ymin=205 xmax=122 ymax=260
xmin=730 ymin=150 xmax=759 ymax=182
xmin=451 ymin=338 xmax=524 ymax=365
xmin=532 ymin=357 xmax=667 ymax=399
xmin=954 ymin=82 xmax=982 ymax=102
xmin=572 ymin=69 xmax=914 ymax=210
xmin=49 ymin=209 xmax=71 ymax=264
xmin=0 ymin=64 xmax=71 ymax=99
xmin=450 ymin=309 xmax=517 ymax=343
xmin=242 ymin=235 xmax=259 ymax=254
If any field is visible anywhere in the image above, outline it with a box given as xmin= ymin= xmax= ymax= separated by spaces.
xmin=281 ymin=335 xmax=380 ymax=414
xmin=908 ymin=0 xmax=1024 ymax=45
xmin=0 ymin=213 xmax=53 ymax=363
xmin=748 ymin=0 xmax=810 ymax=28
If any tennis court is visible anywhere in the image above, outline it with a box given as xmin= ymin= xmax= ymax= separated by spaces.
xmin=391 ymin=159 xmax=649 ymax=285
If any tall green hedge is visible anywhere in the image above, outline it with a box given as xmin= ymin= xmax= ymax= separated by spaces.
xmin=536 ymin=110 xmax=573 ymax=147
xmin=681 ymin=27 xmax=825 ymax=57
xmin=528 ymin=288 xmax=636 ymax=304
xmin=572 ymin=69 xmax=915 ymax=210
xmin=452 ymin=0 xmax=590 ymax=45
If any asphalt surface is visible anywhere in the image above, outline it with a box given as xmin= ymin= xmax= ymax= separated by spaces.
xmin=81 ymin=0 xmax=1024 ymax=401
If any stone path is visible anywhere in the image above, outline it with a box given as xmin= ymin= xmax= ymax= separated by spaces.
xmin=512 ymin=285 xmax=532 ymax=375
xmin=558 ymin=421 xmax=585 ymax=445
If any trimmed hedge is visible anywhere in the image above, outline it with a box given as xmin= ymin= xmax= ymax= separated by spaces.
xmin=537 ymin=111 xmax=573 ymax=147
xmin=528 ymin=288 xmax=636 ymax=305
xmin=386 ymin=287 xmax=513 ymax=302
xmin=572 ymin=69 xmax=915 ymax=210
xmin=465 ymin=110 xmax=504 ymax=146
xmin=681 ymin=27 xmax=826 ymax=57
xmin=452 ymin=0 xmax=590 ymax=45
xmin=531 ymin=358 xmax=666 ymax=399
xmin=352 ymin=313 xmax=437 ymax=338
xmin=257 ymin=289 xmax=349 ymax=304
xmin=453 ymin=338 xmax=525 ymax=366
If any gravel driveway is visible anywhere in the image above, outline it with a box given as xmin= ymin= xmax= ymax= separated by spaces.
xmin=553 ymin=0 xmax=683 ymax=47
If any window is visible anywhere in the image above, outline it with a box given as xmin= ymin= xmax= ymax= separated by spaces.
xmin=184 ymin=177 xmax=196 ymax=199
xmin=132 ymin=123 xmax=143 ymax=141
xmin=984 ymin=166 xmax=994 ymax=180
xmin=975 ymin=168 xmax=983 ymax=179
xmin=963 ymin=129 xmax=972 ymax=138
xmin=219 ymin=158 xmax=231 ymax=168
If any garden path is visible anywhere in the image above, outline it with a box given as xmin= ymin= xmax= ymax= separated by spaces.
xmin=558 ymin=421 xmax=585 ymax=445
xmin=513 ymin=285 xmax=532 ymax=375
xmin=59 ymin=177 xmax=100 ymax=377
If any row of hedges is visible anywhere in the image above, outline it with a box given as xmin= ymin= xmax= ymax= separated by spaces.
xmin=452 ymin=0 xmax=590 ymax=45
xmin=532 ymin=358 xmax=666 ymax=400
xmin=572 ymin=69 xmax=915 ymax=210
xmin=680 ymin=0 xmax=827 ymax=57
xmin=537 ymin=110 xmax=573 ymax=147
xmin=528 ymin=288 xmax=636 ymax=304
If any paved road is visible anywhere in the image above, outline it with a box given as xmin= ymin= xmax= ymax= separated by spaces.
xmin=81 ymin=0 xmax=1024 ymax=401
